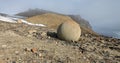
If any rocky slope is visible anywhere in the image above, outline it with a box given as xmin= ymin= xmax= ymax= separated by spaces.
xmin=0 ymin=21 xmax=119 ymax=63
xmin=26 ymin=13 xmax=97 ymax=35
xmin=0 ymin=10 xmax=118 ymax=63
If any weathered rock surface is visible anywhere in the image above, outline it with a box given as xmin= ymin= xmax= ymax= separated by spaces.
xmin=57 ymin=21 xmax=81 ymax=41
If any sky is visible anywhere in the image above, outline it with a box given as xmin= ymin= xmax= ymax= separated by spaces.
xmin=0 ymin=0 xmax=120 ymax=34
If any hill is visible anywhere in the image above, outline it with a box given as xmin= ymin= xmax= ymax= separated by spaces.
xmin=16 ymin=9 xmax=97 ymax=35
xmin=16 ymin=8 xmax=60 ymax=17
xmin=26 ymin=13 xmax=97 ymax=35
xmin=26 ymin=13 xmax=72 ymax=28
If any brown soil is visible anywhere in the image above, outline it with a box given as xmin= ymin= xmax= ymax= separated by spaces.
xmin=26 ymin=13 xmax=73 ymax=29
xmin=26 ymin=13 xmax=98 ymax=36
xmin=0 ymin=21 xmax=120 ymax=63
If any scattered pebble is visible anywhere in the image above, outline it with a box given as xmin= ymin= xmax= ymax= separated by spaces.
xmin=0 ymin=21 xmax=119 ymax=63
xmin=2 ymin=45 xmax=7 ymax=48
xmin=24 ymin=48 xmax=31 ymax=52
xmin=15 ymin=51 xmax=19 ymax=55
xmin=101 ymin=40 xmax=105 ymax=43
xmin=85 ymin=34 xmax=88 ymax=37
xmin=31 ymin=48 xmax=38 ymax=53
xmin=27 ymin=34 xmax=33 ymax=37
xmin=41 ymin=32 xmax=46 ymax=37
xmin=47 ymin=36 xmax=51 ymax=39
xmin=28 ymin=30 xmax=37 ymax=34
xmin=83 ymin=57 xmax=87 ymax=59
xmin=39 ymin=53 xmax=42 ymax=57
xmin=55 ymin=41 xmax=58 ymax=44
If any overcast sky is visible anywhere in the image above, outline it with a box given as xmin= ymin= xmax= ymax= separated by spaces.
xmin=0 ymin=0 xmax=120 ymax=33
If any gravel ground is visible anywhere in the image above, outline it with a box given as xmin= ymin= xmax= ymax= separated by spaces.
xmin=0 ymin=21 xmax=119 ymax=63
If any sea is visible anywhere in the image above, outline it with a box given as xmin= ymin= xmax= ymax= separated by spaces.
xmin=94 ymin=30 xmax=120 ymax=39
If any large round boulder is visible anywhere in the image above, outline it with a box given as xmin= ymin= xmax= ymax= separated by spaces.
xmin=57 ymin=21 xmax=81 ymax=41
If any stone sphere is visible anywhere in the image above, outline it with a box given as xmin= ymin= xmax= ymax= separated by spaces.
xmin=57 ymin=21 xmax=81 ymax=41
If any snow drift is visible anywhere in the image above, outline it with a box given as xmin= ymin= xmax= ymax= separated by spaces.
xmin=0 ymin=15 xmax=45 ymax=27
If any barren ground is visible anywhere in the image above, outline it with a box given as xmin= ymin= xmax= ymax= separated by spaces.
xmin=0 ymin=21 xmax=119 ymax=63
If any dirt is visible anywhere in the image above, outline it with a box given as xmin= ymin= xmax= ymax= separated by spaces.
xmin=0 ymin=21 xmax=120 ymax=63
xmin=26 ymin=13 xmax=73 ymax=29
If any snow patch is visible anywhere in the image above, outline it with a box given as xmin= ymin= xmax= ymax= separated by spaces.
xmin=0 ymin=15 xmax=17 ymax=23
xmin=0 ymin=15 xmax=45 ymax=27
xmin=21 ymin=19 xmax=45 ymax=27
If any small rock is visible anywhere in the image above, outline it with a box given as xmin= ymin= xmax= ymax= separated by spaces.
xmin=31 ymin=48 xmax=38 ymax=53
xmin=17 ymin=19 xmax=23 ymax=23
xmin=55 ymin=41 xmax=58 ymax=44
xmin=105 ymin=39 xmax=111 ymax=42
xmin=28 ymin=30 xmax=37 ymax=34
xmin=12 ymin=61 xmax=16 ymax=63
xmin=85 ymin=34 xmax=88 ymax=37
xmin=101 ymin=40 xmax=105 ymax=43
xmin=27 ymin=35 xmax=32 ymax=37
xmin=24 ymin=48 xmax=31 ymax=52
xmin=96 ymin=37 xmax=101 ymax=41
xmin=19 ymin=58 xmax=22 ymax=61
xmin=39 ymin=53 xmax=42 ymax=57
xmin=111 ymin=39 xmax=117 ymax=42
xmin=41 ymin=32 xmax=46 ymax=37
xmin=39 ymin=53 xmax=43 ymax=59
xmin=83 ymin=56 xmax=87 ymax=59
xmin=24 ymin=52 xmax=27 ymax=55
xmin=2 ymin=45 xmax=7 ymax=48
xmin=47 ymin=36 xmax=51 ymax=39
xmin=15 ymin=51 xmax=19 ymax=55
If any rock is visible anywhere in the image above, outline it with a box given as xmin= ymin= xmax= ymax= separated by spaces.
xmin=111 ymin=38 xmax=117 ymax=42
xmin=101 ymin=40 xmax=105 ymax=43
xmin=96 ymin=37 xmax=101 ymax=41
xmin=47 ymin=36 xmax=51 ymax=39
xmin=27 ymin=34 xmax=33 ymax=37
xmin=31 ymin=48 xmax=37 ymax=53
xmin=105 ymin=38 xmax=111 ymax=42
xmin=41 ymin=32 xmax=46 ymax=37
xmin=28 ymin=30 xmax=37 ymax=34
xmin=2 ymin=45 xmax=7 ymax=48
xmin=57 ymin=21 xmax=81 ymax=41
xmin=39 ymin=53 xmax=42 ymax=57
xmin=17 ymin=19 xmax=23 ymax=23
xmin=24 ymin=48 xmax=31 ymax=52
xmin=15 ymin=51 xmax=19 ymax=55
xmin=12 ymin=61 xmax=16 ymax=63
xmin=85 ymin=34 xmax=88 ymax=37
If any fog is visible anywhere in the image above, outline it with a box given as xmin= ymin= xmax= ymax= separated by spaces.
xmin=0 ymin=0 xmax=120 ymax=37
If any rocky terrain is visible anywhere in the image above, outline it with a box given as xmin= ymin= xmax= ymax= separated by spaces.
xmin=0 ymin=10 xmax=119 ymax=63
xmin=0 ymin=21 xmax=120 ymax=63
